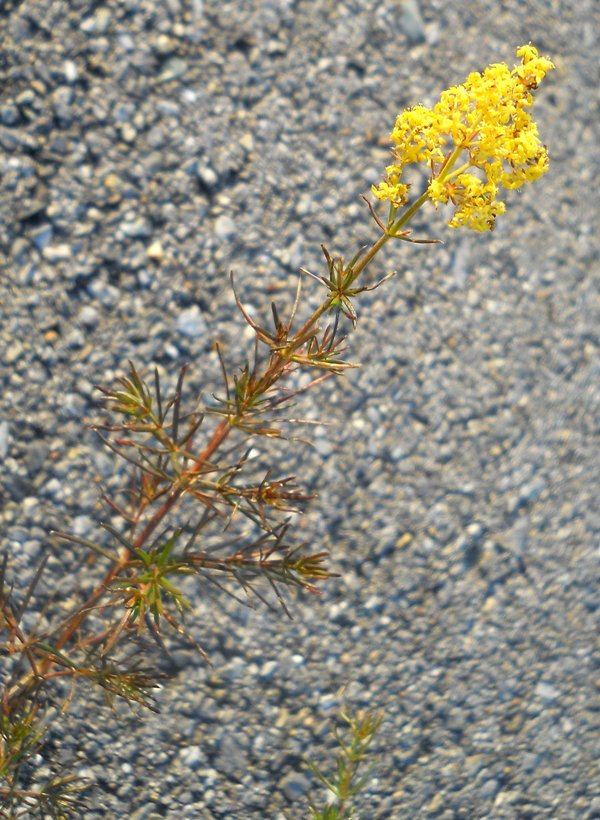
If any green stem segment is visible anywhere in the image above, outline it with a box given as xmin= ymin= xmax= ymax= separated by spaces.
xmin=350 ymin=143 xmax=465 ymax=286
xmin=348 ymin=185 xmax=432 ymax=287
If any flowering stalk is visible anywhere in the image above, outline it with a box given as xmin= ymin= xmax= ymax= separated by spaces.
xmin=306 ymin=45 xmax=554 ymax=319
xmin=0 ymin=45 xmax=554 ymax=816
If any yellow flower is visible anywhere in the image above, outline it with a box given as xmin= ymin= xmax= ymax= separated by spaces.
xmin=375 ymin=166 xmax=410 ymax=206
xmin=428 ymin=172 xmax=506 ymax=232
xmin=373 ymin=45 xmax=554 ymax=230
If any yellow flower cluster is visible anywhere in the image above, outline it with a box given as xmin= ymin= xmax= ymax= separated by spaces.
xmin=373 ymin=45 xmax=555 ymax=231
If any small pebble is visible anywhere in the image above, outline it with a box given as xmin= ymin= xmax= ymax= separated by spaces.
xmin=146 ymin=240 xmax=164 ymax=261
xmin=176 ymin=305 xmax=207 ymax=337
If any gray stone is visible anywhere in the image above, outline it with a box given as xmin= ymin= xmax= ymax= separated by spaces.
xmin=5 ymin=341 xmax=24 ymax=364
xmin=59 ymin=393 xmax=87 ymax=419
xmin=87 ymin=279 xmax=120 ymax=306
xmin=156 ymin=35 xmax=177 ymax=56
xmin=120 ymin=123 xmax=137 ymax=143
xmin=42 ymin=243 xmax=72 ymax=261
xmin=121 ymin=217 xmax=151 ymax=238
xmin=63 ymin=60 xmax=79 ymax=83
xmin=52 ymin=86 xmax=74 ymax=122
xmin=279 ymin=772 xmax=311 ymax=801
xmin=176 ymin=305 xmax=207 ymax=337
xmin=71 ymin=515 xmax=96 ymax=538
xmin=0 ymin=421 xmax=9 ymax=460
xmin=157 ymin=57 xmax=188 ymax=83
xmin=479 ymin=778 xmax=500 ymax=800
xmin=30 ymin=224 xmax=54 ymax=250
xmin=81 ymin=7 xmax=112 ymax=34
xmin=535 ymin=681 xmax=561 ymax=701
xmin=78 ymin=306 xmax=99 ymax=328
xmin=215 ymin=735 xmax=246 ymax=779
xmin=64 ymin=327 xmax=85 ymax=348
xmin=399 ymin=0 xmax=426 ymax=44
xmin=259 ymin=660 xmax=279 ymax=680
xmin=197 ymin=164 xmax=219 ymax=188
xmin=0 ymin=104 xmax=20 ymax=126
xmin=214 ymin=214 xmax=236 ymax=240
xmin=179 ymin=746 xmax=202 ymax=770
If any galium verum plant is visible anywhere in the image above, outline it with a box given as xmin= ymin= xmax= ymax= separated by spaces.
xmin=306 ymin=707 xmax=384 ymax=820
xmin=1 ymin=46 xmax=554 ymax=816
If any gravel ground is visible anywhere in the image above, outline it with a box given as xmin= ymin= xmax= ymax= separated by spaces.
xmin=1 ymin=0 xmax=599 ymax=817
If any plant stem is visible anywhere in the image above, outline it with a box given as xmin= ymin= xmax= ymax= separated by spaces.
xmin=348 ymin=229 xmax=391 ymax=284
xmin=349 ymin=186 xmax=432 ymax=285
xmin=10 ymin=187 xmax=433 ymax=704
xmin=22 ymin=291 xmax=330 ymax=685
